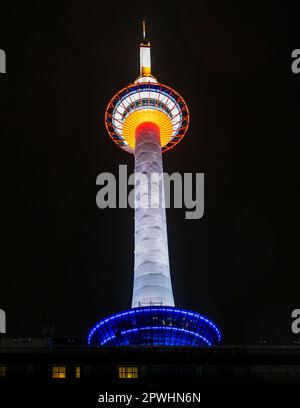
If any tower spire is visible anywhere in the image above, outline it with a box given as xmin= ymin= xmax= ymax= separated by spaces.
xmin=139 ymin=20 xmax=151 ymax=76
xmin=142 ymin=20 xmax=146 ymax=41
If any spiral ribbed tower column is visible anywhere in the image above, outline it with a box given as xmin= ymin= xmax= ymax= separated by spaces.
xmin=131 ymin=122 xmax=175 ymax=308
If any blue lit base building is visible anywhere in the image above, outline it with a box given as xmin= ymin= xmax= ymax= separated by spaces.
xmin=87 ymin=307 xmax=221 ymax=347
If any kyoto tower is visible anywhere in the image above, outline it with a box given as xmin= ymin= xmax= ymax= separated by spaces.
xmin=88 ymin=23 xmax=221 ymax=347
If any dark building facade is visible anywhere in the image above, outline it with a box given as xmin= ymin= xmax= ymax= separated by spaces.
xmin=1 ymin=339 xmax=300 ymax=404
xmin=1 ymin=339 xmax=300 ymax=386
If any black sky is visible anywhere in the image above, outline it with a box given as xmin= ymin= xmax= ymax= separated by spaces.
xmin=1 ymin=0 xmax=299 ymax=344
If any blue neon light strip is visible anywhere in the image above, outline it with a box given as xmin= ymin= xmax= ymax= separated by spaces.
xmin=87 ymin=306 xmax=221 ymax=345
xmin=99 ymin=326 xmax=211 ymax=347
xmin=88 ymin=308 xmax=220 ymax=341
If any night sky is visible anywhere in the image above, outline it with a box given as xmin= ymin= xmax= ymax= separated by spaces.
xmin=1 ymin=0 xmax=299 ymax=345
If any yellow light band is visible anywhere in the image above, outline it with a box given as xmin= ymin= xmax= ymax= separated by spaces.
xmin=141 ymin=66 xmax=151 ymax=76
xmin=122 ymin=109 xmax=173 ymax=150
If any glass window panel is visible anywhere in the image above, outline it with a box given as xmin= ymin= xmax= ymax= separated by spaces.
xmin=52 ymin=366 xmax=66 ymax=379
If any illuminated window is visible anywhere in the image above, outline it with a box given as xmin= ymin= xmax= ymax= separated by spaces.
xmin=75 ymin=366 xmax=80 ymax=379
xmin=0 ymin=366 xmax=6 ymax=378
xmin=52 ymin=366 xmax=66 ymax=379
xmin=118 ymin=366 xmax=138 ymax=379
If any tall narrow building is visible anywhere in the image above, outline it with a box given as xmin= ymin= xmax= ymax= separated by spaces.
xmin=88 ymin=23 xmax=221 ymax=347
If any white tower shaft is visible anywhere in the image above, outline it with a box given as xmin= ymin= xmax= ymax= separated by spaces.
xmin=131 ymin=122 xmax=175 ymax=308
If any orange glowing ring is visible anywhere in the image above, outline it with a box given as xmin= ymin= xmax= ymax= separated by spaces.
xmin=105 ymin=81 xmax=189 ymax=153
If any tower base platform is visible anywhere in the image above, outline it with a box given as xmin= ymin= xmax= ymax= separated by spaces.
xmin=87 ymin=307 xmax=221 ymax=347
